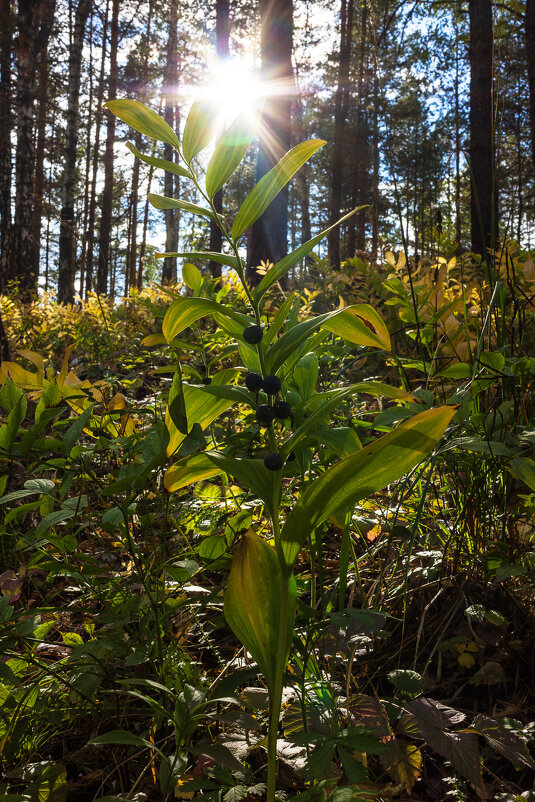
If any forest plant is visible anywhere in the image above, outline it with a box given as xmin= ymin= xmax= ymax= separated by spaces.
xmin=105 ymin=96 xmax=457 ymax=798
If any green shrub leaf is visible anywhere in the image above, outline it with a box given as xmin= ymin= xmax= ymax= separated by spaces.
xmin=231 ymin=139 xmax=325 ymax=241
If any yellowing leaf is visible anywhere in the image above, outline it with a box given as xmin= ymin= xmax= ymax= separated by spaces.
xmin=382 ymin=740 xmax=422 ymax=791
xmin=224 ymin=529 xmax=296 ymax=690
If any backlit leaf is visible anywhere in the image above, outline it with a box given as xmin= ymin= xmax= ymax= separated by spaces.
xmin=162 ymin=296 xmax=249 ymax=343
xmin=104 ymin=99 xmax=180 ymax=148
xmin=125 ymin=141 xmax=191 ymax=178
xmin=148 ymin=193 xmax=216 ymax=221
xmin=182 ymin=99 xmax=216 ymax=162
xmin=231 ymin=139 xmax=325 ymax=241
xmin=206 ymin=114 xmax=254 ymax=197
xmin=224 ymin=530 xmax=297 ymax=689
xmin=280 ymin=406 xmax=457 ymax=568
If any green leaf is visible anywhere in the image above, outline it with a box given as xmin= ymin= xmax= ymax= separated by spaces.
xmin=224 ymin=530 xmax=296 ymax=690
xmin=104 ymin=99 xmax=180 ymax=149
xmin=148 ymin=193 xmax=216 ymax=221
xmin=182 ymin=99 xmax=217 ymax=162
xmin=204 ymin=452 xmax=280 ymax=519
xmin=510 ymin=457 xmax=535 ymax=492
xmin=387 ymin=669 xmax=424 ymax=698
xmin=182 ymin=263 xmax=203 ymax=291
xmin=155 ymin=251 xmax=239 ymax=270
xmin=265 ymin=304 xmax=389 ymax=375
xmin=253 ymin=207 xmax=367 ymax=302
xmin=168 ymin=367 xmax=188 ymax=435
xmin=162 ymin=296 xmax=249 ymax=343
xmin=63 ymin=403 xmax=94 ymax=455
xmin=280 ymin=406 xmax=457 ymax=568
xmin=321 ymin=304 xmax=391 ymax=351
xmin=293 ymin=353 xmax=318 ymax=400
xmin=282 ymin=383 xmax=411 ymax=459
xmin=206 ymin=114 xmax=255 ymax=197
xmin=231 ymin=139 xmax=326 ymax=241
xmin=125 ymin=141 xmax=192 ymax=179
xmin=0 ymin=395 xmax=27 ymax=453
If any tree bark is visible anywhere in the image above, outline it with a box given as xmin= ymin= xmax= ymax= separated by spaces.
xmin=96 ymin=0 xmax=119 ymax=296
xmin=469 ymin=0 xmax=496 ymax=258
xmin=0 ymin=0 xmax=13 ymax=290
xmin=85 ymin=0 xmax=109 ymax=297
xmin=162 ymin=0 xmax=179 ymax=285
xmin=348 ymin=0 xmax=368 ymax=254
xmin=209 ymin=0 xmax=230 ymax=279
xmin=526 ymin=0 xmax=535 ymax=170
xmin=11 ymin=0 xmax=42 ymax=297
xmin=327 ymin=0 xmax=353 ymax=268
xmin=58 ymin=0 xmax=91 ymax=305
xmin=246 ymin=0 xmax=293 ymax=284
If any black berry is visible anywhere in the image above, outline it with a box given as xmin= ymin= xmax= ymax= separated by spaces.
xmin=243 ymin=325 xmax=264 ymax=344
xmin=245 ymin=372 xmax=263 ymax=392
xmin=262 ymin=374 xmax=281 ymax=395
xmin=273 ymin=400 xmax=291 ymax=419
xmin=256 ymin=404 xmax=275 ymax=425
xmin=264 ymin=453 xmax=284 ymax=471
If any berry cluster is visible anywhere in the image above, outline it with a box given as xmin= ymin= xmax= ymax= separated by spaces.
xmin=244 ymin=368 xmax=293 ymax=471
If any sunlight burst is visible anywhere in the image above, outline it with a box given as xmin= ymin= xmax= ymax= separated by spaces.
xmin=201 ymin=59 xmax=265 ymax=125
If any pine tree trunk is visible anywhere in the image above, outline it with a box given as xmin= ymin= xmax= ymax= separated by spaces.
xmin=97 ymin=0 xmax=119 ymax=296
xmin=32 ymin=27 xmax=50 ymax=283
xmin=327 ymin=0 xmax=353 ymax=268
xmin=526 ymin=0 xmax=535 ymax=170
xmin=469 ymin=0 xmax=496 ymax=258
xmin=85 ymin=0 xmax=109 ymax=297
xmin=348 ymin=0 xmax=368 ymax=255
xmin=0 ymin=0 xmax=13 ymax=290
xmin=209 ymin=0 xmax=230 ymax=279
xmin=162 ymin=0 xmax=179 ymax=285
xmin=246 ymin=0 xmax=293 ymax=284
xmin=11 ymin=0 xmax=41 ymax=297
xmin=58 ymin=0 xmax=91 ymax=305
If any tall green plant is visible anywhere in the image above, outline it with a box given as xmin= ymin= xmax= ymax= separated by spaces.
xmin=105 ymin=96 xmax=456 ymax=799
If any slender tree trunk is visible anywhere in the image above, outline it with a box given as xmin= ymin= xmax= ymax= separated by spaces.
xmin=246 ymin=0 xmax=293 ymax=284
xmin=526 ymin=0 xmax=535 ymax=170
xmin=97 ymin=0 xmax=119 ymax=295
xmin=455 ymin=29 xmax=462 ymax=250
xmin=32 ymin=26 xmax=50 ymax=282
xmin=371 ymin=74 xmax=379 ymax=262
xmin=469 ymin=0 xmax=496 ymax=258
xmin=11 ymin=0 xmax=42 ymax=296
xmin=126 ymin=131 xmax=141 ymax=294
xmin=85 ymin=0 xmax=109 ymax=296
xmin=327 ymin=0 xmax=353 ymax=268
xmin=348 ymin=0 xmax=368 ymax=255
xmin=294 ymin=91 xmax=312 ymax=265
xmin=0 ymin=0 xmax=13 ymax=290
xmin=209 ymin=0 xmax=230 ymax=279
xmin=162 ymin=0 xmax=179 ymax=285
xmin=138 ymin=161 xmax=155 ymax=288
xmin=58 ymin=0 xmax=91 ymax=304
xmin=79 ymin=5 xmax=94 ymax=300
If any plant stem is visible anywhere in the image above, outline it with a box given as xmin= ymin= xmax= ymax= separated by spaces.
xmin=266 ymin=572 xmax=291 ymax=802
